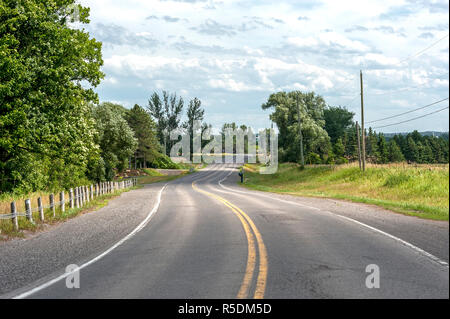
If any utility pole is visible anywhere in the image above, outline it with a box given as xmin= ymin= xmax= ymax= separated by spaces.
xmin=356 ymin=121 xmax=362 ymax=171
xmin=297 ymin=93 xmax=305 ymax=167
xmin=360 ymin=70 xmax=366 ymax=172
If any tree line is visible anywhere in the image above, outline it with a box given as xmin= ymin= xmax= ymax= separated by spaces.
xmin=261 ymin=91 xmax=449 ymax=165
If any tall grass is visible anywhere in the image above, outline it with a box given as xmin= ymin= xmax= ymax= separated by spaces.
xmin=243 ymin=162 xmax=449 ymax=220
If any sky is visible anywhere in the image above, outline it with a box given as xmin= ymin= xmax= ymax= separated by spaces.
xmin=78 ymin=0 xmax=449 ymax=133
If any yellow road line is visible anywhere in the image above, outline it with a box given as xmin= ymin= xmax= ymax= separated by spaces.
xmin=192 ymin=181 xmax=268 ymax=299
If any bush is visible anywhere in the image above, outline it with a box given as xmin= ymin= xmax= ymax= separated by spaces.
xmin=149 ymin=153 xmax=181 ymax=169
xmin=306 ymin=152 xmax=322 ymax=164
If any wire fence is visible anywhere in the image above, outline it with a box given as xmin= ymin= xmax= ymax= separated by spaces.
xmin=0 ymin=178 xmax=138 ymax=231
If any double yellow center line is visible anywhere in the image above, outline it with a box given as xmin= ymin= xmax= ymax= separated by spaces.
xmin=192 ymin=181 xmax=268 ymax=299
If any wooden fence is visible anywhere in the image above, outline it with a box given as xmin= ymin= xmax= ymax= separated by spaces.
xmin=0 ymin=178 xmax=138 ymax=231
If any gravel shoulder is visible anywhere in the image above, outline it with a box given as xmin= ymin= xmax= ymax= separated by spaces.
xmin=233 ymin=176 xmax=449 ymax=263
xmin=0 ymin=183 xmax=165 ymax=298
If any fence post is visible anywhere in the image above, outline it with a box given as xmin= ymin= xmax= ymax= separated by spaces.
xmin=69 ymin=189 xmax=74 ymax=209
xmin=38 ymin=197 xmax=44 ymax=221
xmin=25 ymin=199 xmax=33 ymax=222
xmin=60 ymin=191 xmax=65 ymax=213
xmin=90 ymin=185 xmax=94 ymax=200
xmin=11 ymin=202 xmax=18 ymax=231
xmin=50 ymin=194 xmax=55 ymax=217
xmin=80 ymin=187 xmax=84 ymax=207
xmin=75 ymin=188 xmax=79 ymax=208
xmin=85 ymin=186 xmax=89 ymax=203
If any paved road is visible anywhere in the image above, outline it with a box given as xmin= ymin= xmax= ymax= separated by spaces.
xmin=7 ymin=164 xmax=449 ymax=298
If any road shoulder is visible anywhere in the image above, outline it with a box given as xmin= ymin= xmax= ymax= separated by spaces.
xmin=0 ymin=183 xmax=164 ymax=297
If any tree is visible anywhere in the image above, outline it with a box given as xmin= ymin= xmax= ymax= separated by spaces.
xmin=0 ymin=0 xmax=104 ymax=193
xmin=404 ymin=137 xmax=419 ymax=162
xmin=148 ymin=91 xmax=184 ymax=156
xmin=262 ymin=91 xmax=331 ymax=163
xmin=126 ymin=104 xmax=159 ymax=168
xmin=147 ymin=92 xmax=165 ymax=150
xmin=324 ymin=106 xmax=355 ymax=144
xmin=366 ymin=128 xmax=380 ymax=163
xmin=387 ymin=140 xmax=405 ymax=162
xmin=421 ymin=140 xmax=434 ymax=164
xmin=333 ymin=138 xmax=347 ymax=164
xmin=377 ymin=134 xmax=389 ymax=164
xmin=343 ymin=123 xmax=358 ymax=161
xmin=184 ymin=98 xmax=204 ymax=161
xmin=92 ymin=103 xmax=137 ymax=181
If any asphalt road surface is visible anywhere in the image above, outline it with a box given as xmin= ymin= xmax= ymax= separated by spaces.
xmin=6 ymin=164 xmax=449 ymax=299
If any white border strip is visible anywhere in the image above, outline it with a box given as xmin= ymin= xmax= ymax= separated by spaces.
xmin=217 ymin=167 xmax=449 ymax=269
xmin=13 ymin=183 xmax=169 ymax=299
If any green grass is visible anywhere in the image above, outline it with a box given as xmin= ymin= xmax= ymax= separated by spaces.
xmin=0 ymin=186 xmax=141 ymax=240
xmin=242 ymin=162 xmax=449 ymax=221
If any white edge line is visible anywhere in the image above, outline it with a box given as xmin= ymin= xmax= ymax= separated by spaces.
xmin=218 ymin=168 xmax=449 ymax=269
xmin=13 ymin=183 xmax=169 ymax=299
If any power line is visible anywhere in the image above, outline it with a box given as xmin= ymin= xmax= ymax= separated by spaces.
xmin=397 ymin=33 xmax=449 ymax=65
xmin=372 ymin=105 xmax=449 ymax=129
xmin=367 ymin=97 xmax=449 ymax=124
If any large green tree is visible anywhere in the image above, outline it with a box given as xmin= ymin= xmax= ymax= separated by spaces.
xmin=0 ymin=0 xmax=104 ymax=193
xmin=148 ymin=91 xmax=184 ymax=155
xmin=262 ymin=91 xmax=331 ymax=163
xmin=126 ymin=104 xmax=159 ymax=168
xmin=91 ymin=103 xmax=137 ymax=181
xmin=324 ymin=106 xmax=354 ymax=144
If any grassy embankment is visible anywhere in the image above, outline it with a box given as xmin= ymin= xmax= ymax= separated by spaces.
xmin=242 ymin=162 xmax=449 ymax=221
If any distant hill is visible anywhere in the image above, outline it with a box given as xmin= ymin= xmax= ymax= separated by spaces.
xmin=384 ymin=131 xmax=449 ymax=139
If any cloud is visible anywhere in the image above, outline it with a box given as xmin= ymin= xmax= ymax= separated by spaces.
xmin=172 ymin=40 xmax=247 ymax=56
xmin=419 ymin=23 xmax=449 ymax=31
xmin=419 ymin=32 xmax=435 ymax=39
xmin=146 ymin=15 xmax=183 ymax=23
xmin=379 ymin=0 xmax=449 ymax=20
xmin=88 ymin=23 xmax=158 ymax=48
xmin=162 ymin=15 xmax=181 ymax=22
xmin=192 ymin=19 xmax=237 ymax=37
xmin=374 ymin=25 xmax=406 ymax=37
xmin=286 ymin=32 xmax=372 ymax=55
xmin=345 ymin=25 xmax=369 ymax=33
xmin=297 ymin=16 xmax=309 ymax=21
xmin=191 ymin=17 xmax=277 ymax=37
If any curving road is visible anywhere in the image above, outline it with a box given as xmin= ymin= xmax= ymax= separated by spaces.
xmin=9 ymin=164 xmax=449 ymax=299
